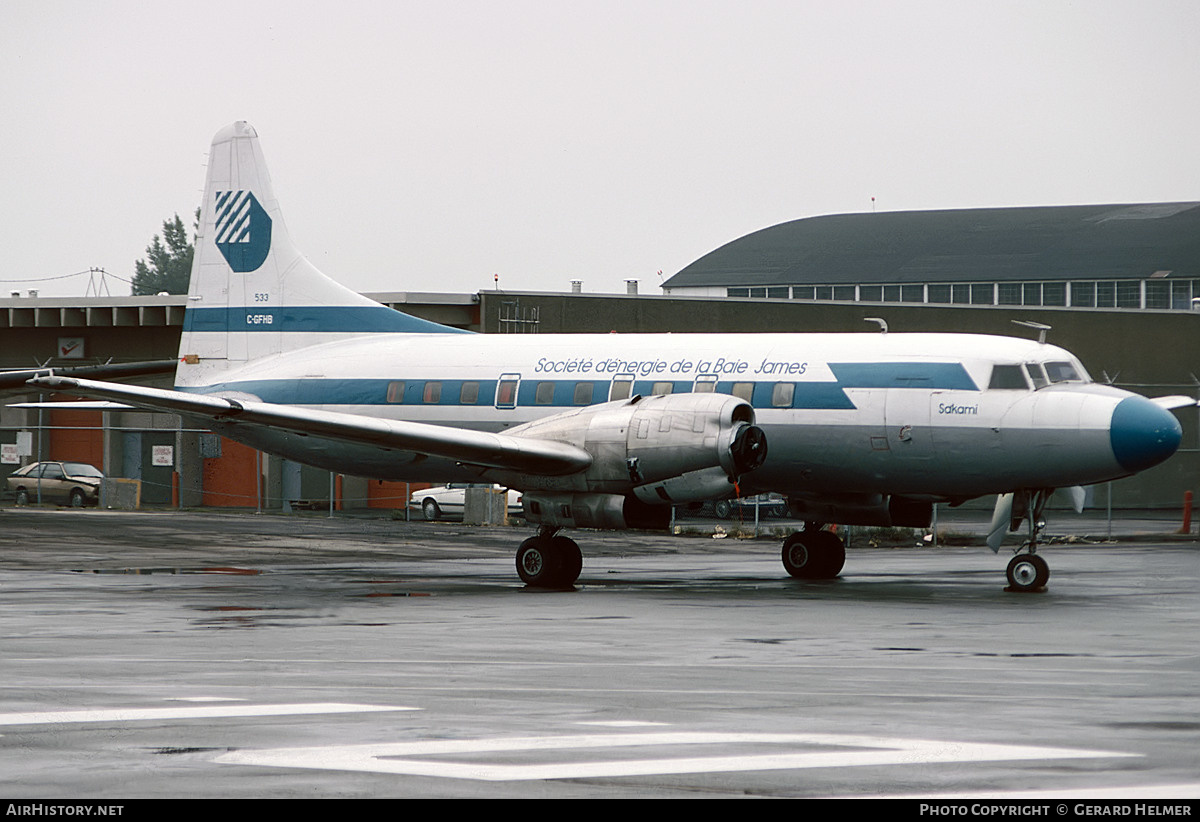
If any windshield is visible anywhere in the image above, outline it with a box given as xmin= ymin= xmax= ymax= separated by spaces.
xmin=62 ymin=463 xmax=103 ymax=478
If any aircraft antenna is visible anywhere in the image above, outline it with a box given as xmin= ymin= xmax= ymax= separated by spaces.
xmin=1012 ymin=320 xmax=1051 ymax=344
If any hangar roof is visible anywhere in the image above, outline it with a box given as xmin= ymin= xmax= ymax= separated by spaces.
xmin=663 ymin=203 xmax=1200 ymax=288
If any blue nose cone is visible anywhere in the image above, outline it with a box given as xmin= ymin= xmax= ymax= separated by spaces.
xmin=1111 ymin=396 xmax=1183 ymax=473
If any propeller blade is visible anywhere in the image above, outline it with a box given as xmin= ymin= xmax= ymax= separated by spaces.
xmin=1057 ymin=485 xmax=1086 ymax=514
xmin=987 ymin=493 xmax=1014 ymax=553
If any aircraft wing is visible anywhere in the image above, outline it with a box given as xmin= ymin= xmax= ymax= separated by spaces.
xmin=26 ymin=375 xmax=593 ymax=477
xmin=1150 ymin=395 xmax=1198 ymax=411
xmin=0 ymin=359 xmax=177 ymax=392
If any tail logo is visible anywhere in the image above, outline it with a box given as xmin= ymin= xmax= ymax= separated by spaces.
xmin=214 ymin=190 xmax=272 ymax=272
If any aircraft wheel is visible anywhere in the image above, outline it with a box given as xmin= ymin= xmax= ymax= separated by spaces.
xmin=1006 ymin=553 xmax=1049 ymax=592
xmin=422 ymin=499 xmax=441 ymax=521
xmin=781 ymin=529 xmax=845 ymax=579
xmin=516 ymin=536 xmax=580 ymax=588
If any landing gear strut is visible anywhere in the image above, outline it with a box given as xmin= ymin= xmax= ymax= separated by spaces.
xmin=515 ymin=526 xmax=582 ymax=589
xmin=781 ymin=523 xmax=845 ymax=580
xmin=1004 ymin=489 xmax=1052 ymax=593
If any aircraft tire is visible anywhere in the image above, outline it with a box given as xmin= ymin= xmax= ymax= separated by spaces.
xmin=516 ymin=536 xmax=581 ymax=588
xmin=1005 ymin=553 xmax=1050 ymax=592
xmin=781 ymin=530 xmax=845 ymax=579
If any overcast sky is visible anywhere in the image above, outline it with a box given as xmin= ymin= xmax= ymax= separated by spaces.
xmin=3 ymin=0 xmax=1198 ymax=298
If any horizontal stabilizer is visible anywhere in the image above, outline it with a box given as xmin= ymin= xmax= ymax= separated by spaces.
xmin=27 ymin=376 xmax=592 ymax=477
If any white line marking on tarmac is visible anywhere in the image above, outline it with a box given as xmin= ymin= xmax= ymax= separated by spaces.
xmin=0 ymin=703 xmax=416 ymax=726
xmin=213 ymin=732 xmax=1138 ymax=782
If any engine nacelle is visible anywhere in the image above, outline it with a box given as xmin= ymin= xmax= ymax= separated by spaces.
xmin=521 ymin=492 xmax=672 ymax=531
xmin=494 ymin=392 xmax=766 ymax=502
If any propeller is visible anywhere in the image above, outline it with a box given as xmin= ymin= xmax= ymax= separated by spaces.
xmin=987 ymin=493 xmax=1014 ymax=553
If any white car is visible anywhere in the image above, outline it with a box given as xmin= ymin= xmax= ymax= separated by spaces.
xmin=410 ymin=483 xmax=522 ymax=521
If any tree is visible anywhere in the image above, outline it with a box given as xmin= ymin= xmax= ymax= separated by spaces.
xmin=131 ymin=211 xmax=196 ymax=295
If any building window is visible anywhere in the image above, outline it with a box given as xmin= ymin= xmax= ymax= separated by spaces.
xmin=1145 ymin=281 xmax=1169 ymax=309
xmin=814 ymin=286 xmax=833 ymax=300
xmin=1096 ymin=281 xmax=1116 ymax=307
xmin=767 ymin=286 xmax=789 ymax=299
xmin=1116 ymin=281 xmax=1141 ymax=308
xmin=1069 ymin=281 xmax=1096 ymax=307
xmin=1042 ymin=283 xmax=1066 ymax=306
xmin=833 ymin=285 xmax=855 ymax=301
xmin=901 ymin=284 xmax=924 ymax=303
xmin=792 ymin=286 xmax=815 ymax=300
xmin=970 ymin=284 xmax=994 ymax=305
xmin=727 ymin=287 xmax=749 ymax=298
xmin=997 ymin=283 xmax=1021 ymax=305
xmin=859 ymin=285 xmax=882 ymax=302
xmin=951 ymin=284 xmax=972 ymax=304
xmin=1022 ymin=282 xmax=1042 ymax=306
xmin=883 ymin=285 xmax=903 ymax=302
xmin=927 ymin=284 xmax=951 ymax=304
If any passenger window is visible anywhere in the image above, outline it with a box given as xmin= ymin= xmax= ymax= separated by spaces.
xmin=535 ymin=381 xmax=555 ymax=405
xmin=651 ymin=382 xmax=673 ymax=395
xmin=386 ymin=381 xmax=405 ymax=403
xmin=988 ymin=365 xmax=1029 ymax=390
xmin=771 ymin=382 xmax=795 ymax=407
xmin=573 ymin=382 xmax=594 ymax=405
xmin=1025 ymin=363 xmax=1048 ymax=389
xmin=423 ymin=381 xmax=442 ymax=403
xmin=693 ymin=376 xmax=717 ymax=393
xmin=459 ymin=381 xmax=479 ymax=404
xmin=610 ymin=376 xmax=634 ymax=401
xmin=496 ymin=376 xmax=519 ymax=409
xmin=731 ymin=382 xmax=754 ymax=401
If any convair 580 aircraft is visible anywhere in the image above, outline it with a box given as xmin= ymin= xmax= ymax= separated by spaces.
xmin=31 ymin=122 xmax=1191 ymax=592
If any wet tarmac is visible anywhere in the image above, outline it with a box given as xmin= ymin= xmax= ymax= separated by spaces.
xmin=0 ymin=507 xmax=1197 ymax=799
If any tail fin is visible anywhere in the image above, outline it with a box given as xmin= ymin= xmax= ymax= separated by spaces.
xmin=176 ymin=122 xmax=465 ymax=388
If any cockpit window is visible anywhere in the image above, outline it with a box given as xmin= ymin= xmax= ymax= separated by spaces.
xmin=988 ymin=364 xmax=1030 ymax=390
xmin=1025 ymin=362 xmax=1048 ymax=389
xmin=1044 ymin=361 xmax=1081 ymax=383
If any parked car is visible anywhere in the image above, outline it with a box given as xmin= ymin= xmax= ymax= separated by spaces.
xmin=699 ymin=493 xmax=791 ymax=520
xmin=6 ymin=461 xmax=103 ymax=507
xmin=410 ymin=483 xmax=522 ymax=521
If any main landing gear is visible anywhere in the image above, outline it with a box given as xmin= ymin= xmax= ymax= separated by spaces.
xmin=780 ymin=523 xmax=845 ymax=580
xmin=515 ymin=526 xmax=583 ymax=589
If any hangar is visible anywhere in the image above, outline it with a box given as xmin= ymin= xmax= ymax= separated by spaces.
xmin=2 ymin=203 xmax=1197 ymax=514
xmin=662 ymin=202 xmax=1200 ymax=311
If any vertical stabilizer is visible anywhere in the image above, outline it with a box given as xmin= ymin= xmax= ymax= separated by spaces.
xmin=176 ymin=122 xmax=464 ymax=389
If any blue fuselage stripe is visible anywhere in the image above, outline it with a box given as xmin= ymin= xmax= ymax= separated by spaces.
xmin=179 ymin=362 xmax=978 ymax=410
xmin=182 ymin=306 xmax=471 ymax=334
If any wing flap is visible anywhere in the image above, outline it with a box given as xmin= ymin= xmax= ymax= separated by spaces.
xmin=28 ymin=376 xmax=592 ymax=477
